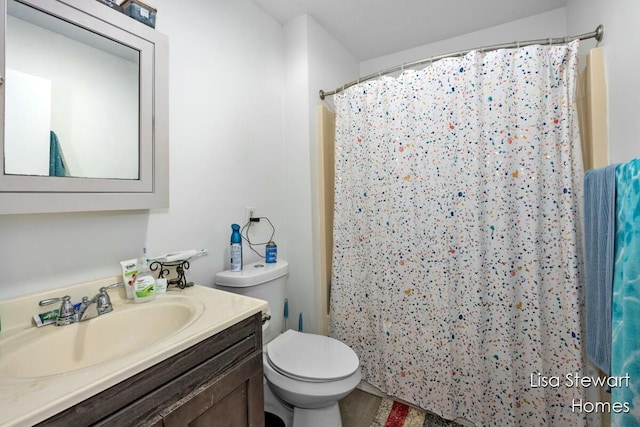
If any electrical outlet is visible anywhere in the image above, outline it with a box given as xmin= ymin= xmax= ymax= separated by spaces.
xmin=246 ymin=206 xmax=256 ymax=222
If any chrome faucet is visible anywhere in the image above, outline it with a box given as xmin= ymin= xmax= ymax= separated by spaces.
xmin=38 ymin=295 xmax=76 ymax=326
xmin=38 ymin=282 xmax=124 ymax=326
xmin=77 ymin=282 xmax=123 ymax=321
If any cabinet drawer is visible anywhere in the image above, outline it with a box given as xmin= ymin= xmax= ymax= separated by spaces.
xmin=38 ymin=313 xmax=262 ymax=427
xmin=99 ymin=336 xmax=262 ymax=426
xmin=160 ymin=352 xmax=264 ymax=427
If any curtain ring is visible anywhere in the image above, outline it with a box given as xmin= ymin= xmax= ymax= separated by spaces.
xmin=564 ymin=36 xmax=569 ymax=44
xmin=516 ymin=41 xmax=520 ymax=49
xmin=548 ymin=37 xmax=553 ymax=45
xmin=401 ymin=63 xmax=405 ymax=72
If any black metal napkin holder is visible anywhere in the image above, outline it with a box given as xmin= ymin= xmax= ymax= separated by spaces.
xmin=149 ymin=260 xmax=194 ymax=289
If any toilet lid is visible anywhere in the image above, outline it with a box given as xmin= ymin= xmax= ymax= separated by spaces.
xmin=267 ymin=330 xmax=359 ymax=382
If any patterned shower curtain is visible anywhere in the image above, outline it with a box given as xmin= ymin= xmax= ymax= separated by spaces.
xmin=330 ymin=41 xmax=586 ymax=425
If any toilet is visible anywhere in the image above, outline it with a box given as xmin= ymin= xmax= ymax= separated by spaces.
xmin=215 ymin=260 xmax=361 ymax=427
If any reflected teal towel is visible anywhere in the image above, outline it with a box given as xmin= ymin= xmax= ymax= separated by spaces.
xmin=611 ymin=159 xmax=640 ymax=427
xmin=49 ymin=130 xmax=66 ymax=177
xmin=584 ymin=165 xmax=617 ymax=374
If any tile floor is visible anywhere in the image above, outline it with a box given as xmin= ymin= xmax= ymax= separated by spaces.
xmin=339 ymin=389 xmax=382 ymax=427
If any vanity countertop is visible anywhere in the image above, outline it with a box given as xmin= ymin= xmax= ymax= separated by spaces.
xmin=0 ymin=277 xmax=267 ymax=427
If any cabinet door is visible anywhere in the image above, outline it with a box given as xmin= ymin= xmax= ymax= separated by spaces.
xmin=162 ymin=352 xmax=264 ymax=427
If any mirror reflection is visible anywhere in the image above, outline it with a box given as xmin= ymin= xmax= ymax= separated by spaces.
xmin=5 ymin=0 xmax=140 ymax=179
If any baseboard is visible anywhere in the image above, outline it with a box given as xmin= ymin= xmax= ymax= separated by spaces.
xmin=356 ymin=380 xmax=386 ymax=398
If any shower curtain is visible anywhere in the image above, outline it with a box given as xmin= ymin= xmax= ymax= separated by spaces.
xmin=330 ymin=41 xmax=586 ymax=425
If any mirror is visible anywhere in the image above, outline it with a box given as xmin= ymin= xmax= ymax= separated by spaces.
xmin=0 ymin=0 xmax=169 ymax=214
xmin=5 ymin=0 xmax=139 ymax=179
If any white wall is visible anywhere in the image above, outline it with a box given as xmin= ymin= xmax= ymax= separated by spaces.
xmin=143 ymin=0 xmax=286 ymax=280
xmin=283 ymin=16 xmax=312 ymax=333
xmin=306 ymin=17 xmax=359 ymax=333
xmin=0 ymin=0 xmax=285 ymax=300
xmin=361 ymin=8 xmax=567 ymax=76
xmin=566 ymin=0 xmax=640 ymax=164
xmin=282 ymin=14 xmax=358 ymax=334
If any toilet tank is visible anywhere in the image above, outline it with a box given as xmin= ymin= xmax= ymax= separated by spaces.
xmin=214 ymin=259 xmax=288 ymax=345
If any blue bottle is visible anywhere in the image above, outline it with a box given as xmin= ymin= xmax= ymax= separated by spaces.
xmin=230 ymin=224 xmax=242 ymax=272
xmin=265 ymin=240 xmax=277 ymax=263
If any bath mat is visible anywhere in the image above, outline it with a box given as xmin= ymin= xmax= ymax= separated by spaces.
xmin=370 ymin=398 xmax=463 ymax=427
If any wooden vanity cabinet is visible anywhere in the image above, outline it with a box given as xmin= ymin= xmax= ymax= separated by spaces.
xmin=38 ymin=313 xmax=264 ymax=427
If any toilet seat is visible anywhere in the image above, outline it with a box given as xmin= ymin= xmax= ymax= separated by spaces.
xmin=266 ymin=330 xmax=359 ymax=383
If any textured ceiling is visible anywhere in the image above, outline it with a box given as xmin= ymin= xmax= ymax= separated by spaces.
xmin=250 ymin=0 xmax=568 ymax=60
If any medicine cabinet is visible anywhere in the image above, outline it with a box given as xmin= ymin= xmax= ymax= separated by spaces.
xmin=0 ymin=0 xmax=168 ymax=214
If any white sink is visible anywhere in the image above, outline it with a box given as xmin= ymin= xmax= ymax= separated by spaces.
xmin=0 ymin=280 xmax=267 ymax=427
xmin=0 ymin=297 xmax=203 ymax=378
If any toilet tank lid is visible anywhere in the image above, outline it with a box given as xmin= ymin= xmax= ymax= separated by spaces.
xmin=215 ymin=259 xmax=289 ymax=287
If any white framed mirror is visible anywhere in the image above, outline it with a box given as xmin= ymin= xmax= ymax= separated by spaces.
xmin=0 ymin=0 xmax=168 ymax=213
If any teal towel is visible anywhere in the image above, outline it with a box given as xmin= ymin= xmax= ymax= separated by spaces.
xmin=611 ymin=158 xmax=640 ymax=426
xmin=49 ymin=130 xmax=66 ymax=177
xmin=584 ymin=165 xmax=617 ymax=374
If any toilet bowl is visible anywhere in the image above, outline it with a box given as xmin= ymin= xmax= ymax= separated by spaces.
xmin=264 ymin=330 xmax=361 ymax=426
xmin=215 ymin=260 xmax=361 ymax=427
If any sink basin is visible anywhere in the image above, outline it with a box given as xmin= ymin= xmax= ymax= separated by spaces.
xmin=0 ymin=281 xmax=267 ymax=427
xmin=0 ymin=297 xmax=203 ymax=378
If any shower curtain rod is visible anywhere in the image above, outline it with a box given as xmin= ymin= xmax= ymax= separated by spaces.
xmin=319 ymin=24 xmax=604 ymax=100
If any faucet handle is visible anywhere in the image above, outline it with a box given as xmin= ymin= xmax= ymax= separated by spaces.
xmin=38 ymin=295 xmax=67 ymax=306
xmin=38 ymin=295 xmax=76 ymax=326
xmin=102 ymin=282 xmax=125 ymax=292
xmin=96 ymin=282 xmax=124 ymax=315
